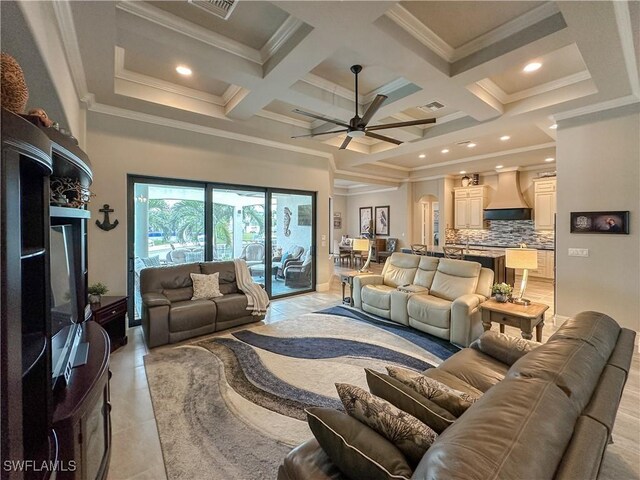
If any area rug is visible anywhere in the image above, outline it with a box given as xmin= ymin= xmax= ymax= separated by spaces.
xmin=144 ymin=308 xmax=458 ymax=480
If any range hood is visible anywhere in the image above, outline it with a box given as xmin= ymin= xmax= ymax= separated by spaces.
xmin=484 ymin=168 xmax=532 ymax=220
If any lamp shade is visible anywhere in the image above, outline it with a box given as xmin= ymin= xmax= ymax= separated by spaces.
xmin=505 ymin=248 xmax=538 ymax=269
xmin=352 ymin=238 xmax=370 ymax=252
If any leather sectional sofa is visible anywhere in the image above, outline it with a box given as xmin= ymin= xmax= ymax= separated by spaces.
xmin=140 ymin=261 xmax=264 ymax=347
xmin=353 ymin=253 xmax=494 ymax=347
xmin=278 ymin=311 xmax=636 ymax=479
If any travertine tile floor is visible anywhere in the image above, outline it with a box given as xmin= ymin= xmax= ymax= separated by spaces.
xmin=107 ymin=265 xmax=639 ymax=480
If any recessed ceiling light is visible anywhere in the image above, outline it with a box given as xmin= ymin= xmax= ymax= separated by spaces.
xmin=496 ymin=165 xmax=504 ymax=169
xmin=441 ymin=148 xmax=449 ymax=154
xmin=549 ymin=124 xmax=558 ymax=130
xmin=467 ymin=143 xmax=477 ymax=148
xmin=176 ymin=65 xmax=192 ymax=76
xmin=500 ymin=135 xmax=510 ymax=141
xmin=545 ymin=157 xmax=555 ymax=162
xmin=419 ymin=154 xmax=426 ymax=158
xmin=523 ymin=62 xmax=542 ymax=73
xmin=459 ymin=170 xmax=466 ymax=174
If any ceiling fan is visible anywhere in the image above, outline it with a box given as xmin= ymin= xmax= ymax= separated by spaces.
xmin=291 ymin=65 xmax=436 ymax=150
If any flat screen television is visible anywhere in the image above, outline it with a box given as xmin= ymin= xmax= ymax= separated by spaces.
xmin=50 ymin=225 xmax=85 ymax=388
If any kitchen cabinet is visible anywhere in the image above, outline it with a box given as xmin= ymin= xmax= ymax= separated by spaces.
xmin=529 ymin=250 xmax=555 ymax=279
xmin=454 ymin=186 xmax=488 ymax=229
xmin=533 ymin=178 xmax=556 ymax=230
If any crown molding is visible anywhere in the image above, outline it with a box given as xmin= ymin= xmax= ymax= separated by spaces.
xmin=385 ymin=2 xmax=559 ymax=63
xmin=476 ymin=71 xmax=592 ymax=105
xmin=334 ymin=186 xmax=400 ymax=197
xmin=408 ymin=142 xmax=556 ymax=172
xmin=452 ymin=3 xmax=560 ymax=62
xmin=51 ymin=0 xmax=91 ymax=103
xmin=363 ymin=77 xmax=413 ymax=104
xmin=260 ymin=15 xmax=304 ymax=63
xmin=613 ymin=1 xmax=640 ymax=98
xmin=407 ymin=173 xmax=450 ymax=183
xmin=88 ymin=102 xmax=335 ymax=162
xmin=385 ymin=5 xmax=454 ymax=61
xmin=116 ymin=1 xmax=262 ymax=64
xmin=371 ymin=161 xmax=411 ymax=172
xmin=333 ymin=168 xmax=405 ymax=184
xmin=302 ymin=73 xmax=362 ymax=104
xmin=553 ymin=95 xmax=640 ymax=122
xmin=254 ymin=109 xmax=312 ymax=129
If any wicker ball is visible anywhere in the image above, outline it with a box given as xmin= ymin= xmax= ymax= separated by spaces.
xmin=1 ymin=53 xmax=29 ymax=114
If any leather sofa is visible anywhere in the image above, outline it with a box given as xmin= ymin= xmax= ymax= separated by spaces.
xmin=278 ymin=311 xmax=636 ymax=480
xmin=140 ymin=261 xmax=264 ymax=347
xmin=353 ymin=253 xmax=494 ymax=347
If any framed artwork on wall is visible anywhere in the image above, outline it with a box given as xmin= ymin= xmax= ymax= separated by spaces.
xmin=375 ymin=205 xmax=390 ymax=236
xmin=333 ymin=212 xmax=342 ymax=229
xmin=570 ymin=211 xmax=629 ymax=234
xmin=359 ymin=207 xmax=373 ymax=236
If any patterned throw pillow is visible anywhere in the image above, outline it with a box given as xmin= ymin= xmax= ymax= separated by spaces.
xmin=190 ymin=272 xmax=223 ymax=300
xmin=335 ymin=383 xmax=437 ymax=467
xmin=387 ymin=366 xmax=480 ymax=417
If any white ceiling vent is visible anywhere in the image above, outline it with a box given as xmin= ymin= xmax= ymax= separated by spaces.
xmin=418 ymin=101 xmax=445 ymax=112
xmin=188 ymin=0 xmax=238 ymax=20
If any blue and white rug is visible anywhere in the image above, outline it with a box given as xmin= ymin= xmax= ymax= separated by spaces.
xmin=144 ymin=306 xmax=459 ymax=479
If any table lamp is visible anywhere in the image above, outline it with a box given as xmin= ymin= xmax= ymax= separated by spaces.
xmin=352 ymin=238 xmax=373 ymax=273
xmin=505 ymin=246 xmax=538 ymax=305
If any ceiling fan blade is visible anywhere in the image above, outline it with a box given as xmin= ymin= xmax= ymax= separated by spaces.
xmin=366 ymin=118 xmax=436 ymax=131
xmin=292 ymin=109 xmax=350 ymax=128
xmin=365 ymin=131 xmax=402 ymax=145
xmin=339 ymin=136 xmax=353 ymax=150
xmin=359 ymin=94 xmax=387 ymax=127
xmin=291 ymin=129 xmax=348 ymax=139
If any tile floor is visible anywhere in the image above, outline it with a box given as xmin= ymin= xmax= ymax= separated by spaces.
xmin=106 ymin=264 xmax=638 ymax=480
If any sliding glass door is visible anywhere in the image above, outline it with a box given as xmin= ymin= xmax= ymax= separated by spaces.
xmin=128 ymin=176 xmax=315 ymax=325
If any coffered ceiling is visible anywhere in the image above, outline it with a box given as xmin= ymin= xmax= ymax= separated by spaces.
xmin=46 ymin=1 xmax=639 ymax=186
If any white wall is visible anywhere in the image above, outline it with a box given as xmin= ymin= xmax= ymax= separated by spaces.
xmin=343 ymin=184 xmax=410 ymax=248
xmin=556 ymin=105 xmax=640 ymax=331
xmin=332 ymin=194 xmax=348 ymax=247
xmin=86 ymin=111 xmax=332 ymax=296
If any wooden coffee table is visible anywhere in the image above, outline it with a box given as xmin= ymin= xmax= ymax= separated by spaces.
xmin=480 ymin=299 xmax=549 ymax=341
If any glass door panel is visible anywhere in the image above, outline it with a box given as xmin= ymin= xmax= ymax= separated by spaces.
xmin=270 ymin=192 xmax=314 ymax=297
xmin=130 ymin=182 xmax=205 ymax=323
xmin=211 ymin=188 xmax=266 ymax=281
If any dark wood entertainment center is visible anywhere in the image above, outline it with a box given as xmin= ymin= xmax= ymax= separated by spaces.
xmin=1 ymin=109 xmax=111 ymax=480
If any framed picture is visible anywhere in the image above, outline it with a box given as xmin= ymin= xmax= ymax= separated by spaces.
xmin=359 ymin=207 xmax=373 ymax=235
xmin=570 ymin=211 xmax=629 ymax=234
xmin=333 ymin=212 xmax=342 ymax=229
xmin=375 ymin=205 xmax=390 ymax=236
xmin=298 ymin=204 xmax=312 ymax=226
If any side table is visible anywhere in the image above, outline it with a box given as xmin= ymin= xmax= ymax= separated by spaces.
xmin=91 ymin=295 xmax=129 ymax=352
xmin=479 ymin=299 xmax=549 ymax=341
xmin=340 ymin=271 xmax=362 ymax=306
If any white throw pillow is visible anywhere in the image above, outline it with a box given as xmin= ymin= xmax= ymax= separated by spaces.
xmin=190 ymin=272 xmax=223 ymax=300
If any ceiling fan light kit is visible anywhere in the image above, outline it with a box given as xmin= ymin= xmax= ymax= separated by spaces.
xmin=292 ymin=65 xmax=436 ymax=150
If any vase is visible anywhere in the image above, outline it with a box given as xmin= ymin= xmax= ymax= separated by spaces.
xmin=495 ymin=293 xmax=509 ymax=303
xmin=89 ymin=294 xmax=101 ymax=305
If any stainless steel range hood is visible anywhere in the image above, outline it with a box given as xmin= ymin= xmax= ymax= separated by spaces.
xmin=484 ymin=168 xmax=532 ymax=220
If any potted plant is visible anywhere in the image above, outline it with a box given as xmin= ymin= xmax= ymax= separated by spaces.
xmin=88 ymin=282 xmax=109 ymax=305
xmin=491 ymin=283 xmax=513 ymax=303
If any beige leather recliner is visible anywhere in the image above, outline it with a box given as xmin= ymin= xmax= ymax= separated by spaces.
xmin=352 ymin=253 xmax=493 ymax=347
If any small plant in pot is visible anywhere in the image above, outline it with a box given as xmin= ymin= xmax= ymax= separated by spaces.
xmin=88 ymin=282 xmax=109 ymax=304
xmin=491 ymin=283 xmax=513 ymax=303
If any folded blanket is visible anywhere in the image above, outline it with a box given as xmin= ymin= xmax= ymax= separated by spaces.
xmin=233 ymin=259 xmax=270 ymax=315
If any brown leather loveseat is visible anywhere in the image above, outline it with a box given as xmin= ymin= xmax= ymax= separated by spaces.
xmin=278 ymin=311 xmax=636 ymax=480
xmin=140 ymin=261 xmax=264 ymax=348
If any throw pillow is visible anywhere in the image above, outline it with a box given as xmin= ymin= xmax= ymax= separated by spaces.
xmin=387 ymin=366 xmax=480 ymax=417
xmin=470 ymin=331 xmax=541 ymax=366
xmin=190 ymin=272 xmax=223 ymax=300
xmin=335 ymin=383 xmax=437 ymax=467
xmin=365 ymin=368 xmax=455 ymax=433
xmin=306 ymin=407 xmax=413 ymax=480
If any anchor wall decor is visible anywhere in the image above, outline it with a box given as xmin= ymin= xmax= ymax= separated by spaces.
xmin=96 ymin=204 xmax=119 ymax=231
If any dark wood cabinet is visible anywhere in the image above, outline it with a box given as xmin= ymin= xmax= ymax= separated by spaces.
xmin=91 ymin=296 xmax=128 ymax=352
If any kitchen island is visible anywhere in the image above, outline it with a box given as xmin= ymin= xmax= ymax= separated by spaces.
xmin=401 ymin=246 xmax=513 ymax=285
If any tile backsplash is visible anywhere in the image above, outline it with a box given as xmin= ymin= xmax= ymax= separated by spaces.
xmin=447 ymin=220 xmax=555 ymax=249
